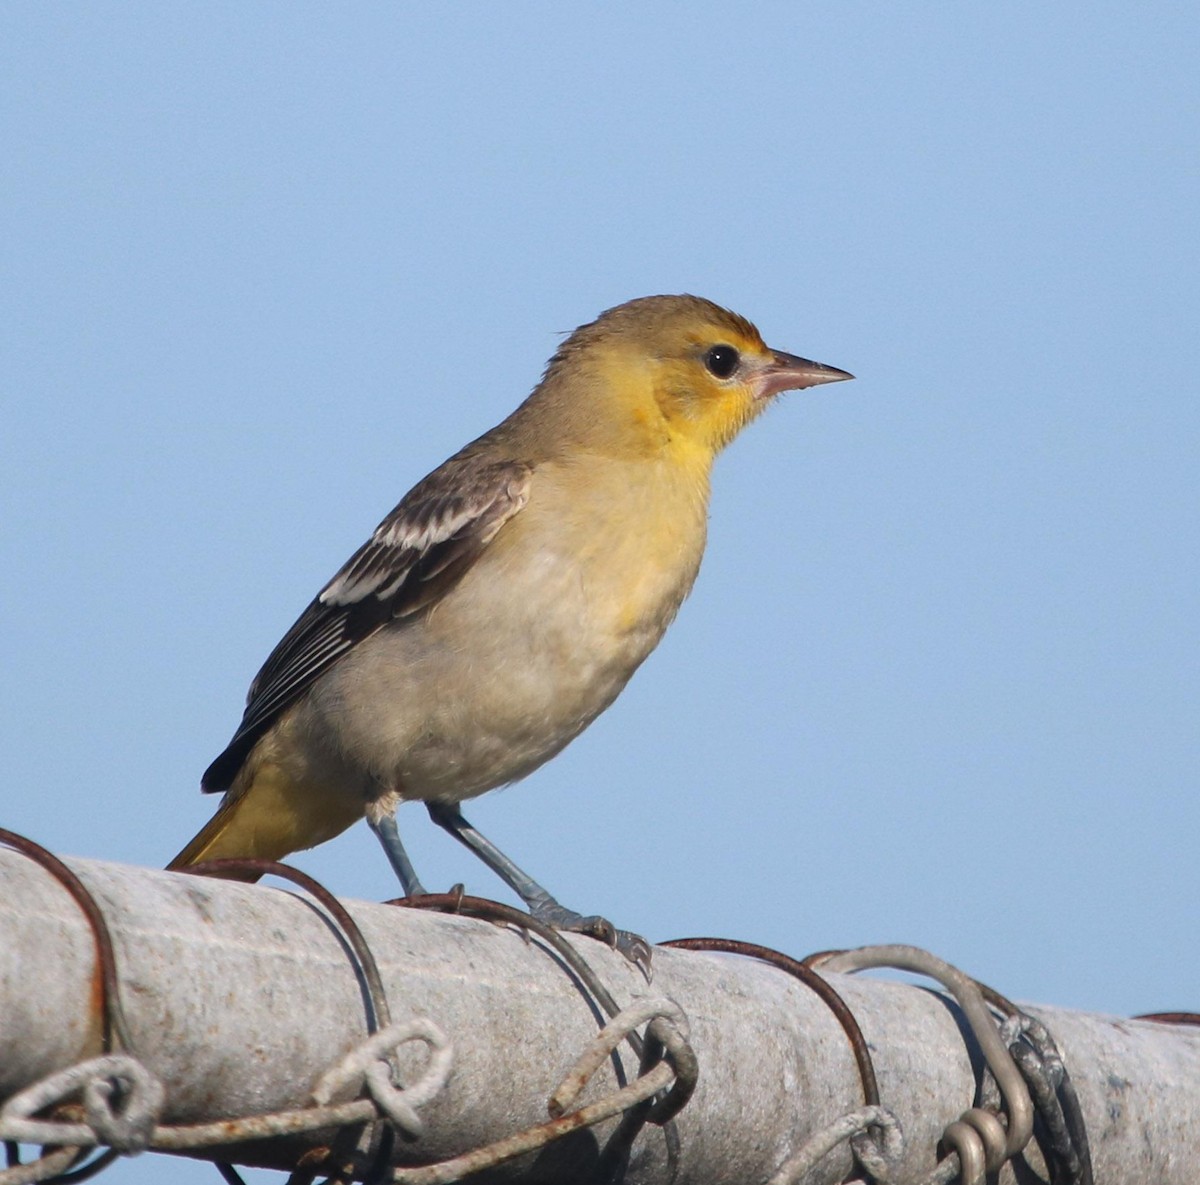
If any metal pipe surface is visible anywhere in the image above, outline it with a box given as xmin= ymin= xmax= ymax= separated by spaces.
xmin=1 ymin=850 xmax=1197 ymax=1183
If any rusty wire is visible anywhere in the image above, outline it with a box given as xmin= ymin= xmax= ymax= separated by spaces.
xmin=385 ymin=998 xmax=692 ymax=1185
xmin=765 ymin=1104 xmax=903 ymax=1185
xmin=813 ymin=946 xmax=1034 ymax=1167
xmin=0 ymin=1148 xmax=81 ymax=1185
xmin=810 ymin=945 xmax=1094 ymax=1185
xmin=1134 ymin=1011 xmax=1200 ymax=1026
xmin=389 ymin=892 xmax=653 ymax=1064
xmin=183 ymin=857 xmax=406 ymax=1183
xmin=387 ymin=890 xmax=700 ymax=1168
xmin=186 ymin=858 xmax=395 ymax=1032
xmin=0 ymin=830 xmax=132 ymax=1054
xmin=662 ymin=936 xmax=894 ymax=1182
xmin=0 ymin=829 xmax=1179 ymax=1185
xmin=977 ymin=985 xmax=1093 ymax=1185
xmin=0 ymin=833 xmax=695 ymax=1185
xmin=169 ymin=873 xmax=699 ymax=1176
xmin=0 ymin=831 xmax=137 ymax=1185
xmin=0 ymin=1001 xmax=692 ymax=1185
xmin=35 ymin=1151 xmax=119 ymax=1185
xmin=662 ymin=937 xmax=880 ymax=1107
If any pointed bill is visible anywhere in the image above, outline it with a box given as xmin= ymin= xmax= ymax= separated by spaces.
xmin=756 ymin=350 xmax=854 ymax=399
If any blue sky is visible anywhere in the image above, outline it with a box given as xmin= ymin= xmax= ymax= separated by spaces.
xmin=3 ymin=5 xmax=1197 ymax=1181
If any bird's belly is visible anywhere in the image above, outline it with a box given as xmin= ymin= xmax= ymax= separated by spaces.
xmin=399 ymin=625 xmax=646 ymax=801
xmin=303 ymin=517 xmax=699 ymax=803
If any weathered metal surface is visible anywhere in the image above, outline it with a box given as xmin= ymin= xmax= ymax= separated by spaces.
xmin=1 ymin=849 xmax=1197 ymax=1183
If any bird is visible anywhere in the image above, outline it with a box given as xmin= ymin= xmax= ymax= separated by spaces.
xmin=169 ymin=294 xmax=852 ymax=962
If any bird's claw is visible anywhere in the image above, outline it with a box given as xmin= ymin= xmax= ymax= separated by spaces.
xmin=570 ymin=915 xmax=654 ymax=976
xmin=528 ymin=900 xmax=653 ymax=979
xmin=616 ymin=930 xmax=654 ymax=980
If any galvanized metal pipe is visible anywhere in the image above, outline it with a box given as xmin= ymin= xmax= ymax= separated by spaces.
xmin=1 ymin=849 xmax=1197 ymax=1184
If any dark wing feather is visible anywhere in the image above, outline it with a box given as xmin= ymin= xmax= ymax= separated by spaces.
xmin=201 ymin=456 xmax=532 ymax=792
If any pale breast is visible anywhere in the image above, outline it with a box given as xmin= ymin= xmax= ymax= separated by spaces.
xmin=302 ymin=453 xmax=710 ymax=802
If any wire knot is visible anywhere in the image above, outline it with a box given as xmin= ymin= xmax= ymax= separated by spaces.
xmin=849 ymin=1105 xmax=905 ymax=1182
xmin=546 ymin=997 xmax=695 ymax=1123
xmin=0 ymin=1054 xmax=165 ymax=1154
xmin=311 ymin=1018 xmax=453 ymax=1139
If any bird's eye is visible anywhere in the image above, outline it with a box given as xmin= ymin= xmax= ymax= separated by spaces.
xmin=703 ymin=344 xmax=740 ymax=380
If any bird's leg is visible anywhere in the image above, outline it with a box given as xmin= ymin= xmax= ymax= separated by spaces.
xmin=425 ymin=801 xmax=651 ymax=973
xmin=424 ymin=802 xmax=578 ymax=919
xmin=366 ymin=803 xmax=428 ymax=898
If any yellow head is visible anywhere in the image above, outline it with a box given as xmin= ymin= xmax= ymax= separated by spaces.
xmin=527 ymin=294 xmax=852 ymax=461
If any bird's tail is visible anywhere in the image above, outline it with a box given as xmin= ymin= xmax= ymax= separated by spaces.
xmin=167 ymin=787 xmax=265 ymax=882
xmin=167 ymin=759 xmax=362 ymax=881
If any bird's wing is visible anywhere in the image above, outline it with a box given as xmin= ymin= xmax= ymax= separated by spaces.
xmin=201 ymin=457 xmax=532 ymax=792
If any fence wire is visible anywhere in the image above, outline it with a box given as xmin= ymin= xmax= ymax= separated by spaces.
xmin=9 ymin=825 xmax=1193 ymax=1185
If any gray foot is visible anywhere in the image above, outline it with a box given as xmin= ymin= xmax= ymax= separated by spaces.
xmin=529 ymin=898 xmax=653 ymax=976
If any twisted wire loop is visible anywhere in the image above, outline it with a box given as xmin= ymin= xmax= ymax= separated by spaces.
xmin=346 ymin=897 xmax=700 ymax=1180
xmin=662 ymin=937 xmax=898 ymax=1181
xmin=0 ymin=1057 xmax=164 ymax=1154
xmin=311 ymin=1020 xmax=454 ymax=1140
xmin=809 ymin=945 xmax=1092 ymax=1185
xmin=765 ymin=1105 xmax=903 ymax=1185
xmin=386 ymin=996 xmax=694 ymax=1185
xmin=180 ymin=857 xmax=407 ymax=1184
xmin=547 ymin=998 xmax=697 ymax=1124
xmin=0 ymin=834 xmax=696 ymax=1185
xmin=2 ymin=831 xmax=1115 ymax=1185
xmin=976 ymin=1005 xmax=1094 ymax=1185
xmin=0 ymin=1024 xmax=454 ymax=1161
